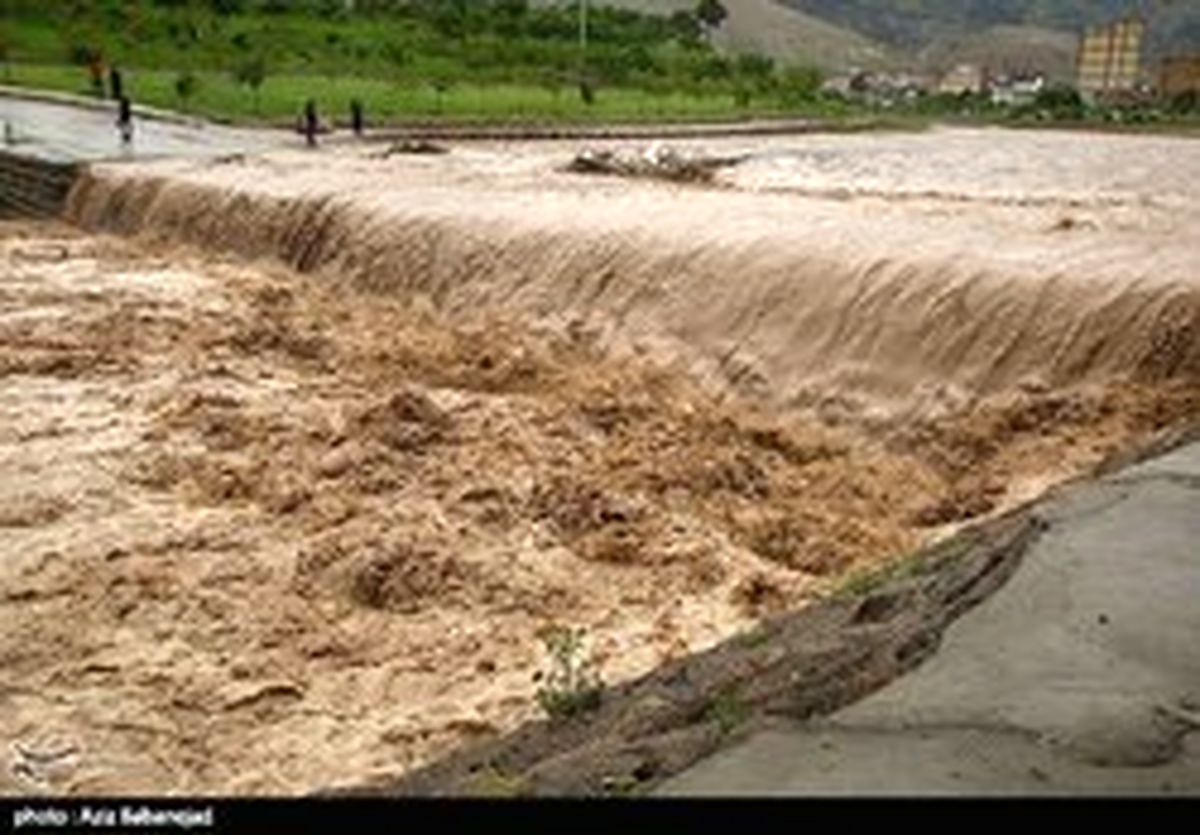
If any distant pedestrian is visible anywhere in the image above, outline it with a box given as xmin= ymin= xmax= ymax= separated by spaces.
xmin=116 ymin=96 xmax=134 ymax=147
xmin=108 ymin=66 xmax=124 ymax=101
xmin=303 ymin=99 xmax=319 ymax=148
xmin=350 ymin=98 xmax=364 ymax=137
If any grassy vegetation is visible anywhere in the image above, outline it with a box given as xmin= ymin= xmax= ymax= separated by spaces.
xmin=833 ymin=535 xmax=975 ymax=600
xmin=703 ymin=687 xmax=752 ymax=738
xmin=905 ymin=85 xmax=1200 ymax=132
xmin=0 ymin=61 xmax=844 ymax=125
xmin=0 ymin=0 xmax=850 ymax=125
xmin=465 ymin=766 xmax=531 ymax=798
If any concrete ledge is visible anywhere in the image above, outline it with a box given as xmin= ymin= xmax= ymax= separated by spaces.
xmin=0 ymin=83 xmax=206 ymax=127
xmin=342 ymin=117 xmax=893 ymax=146
xmin=0 ymin=150 xmax=80 ymax=219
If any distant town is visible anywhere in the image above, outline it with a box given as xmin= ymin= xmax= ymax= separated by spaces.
xmin=824 ymin=14 xmax=1199 ymax=114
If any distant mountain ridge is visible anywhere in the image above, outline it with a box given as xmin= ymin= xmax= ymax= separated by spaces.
xmin=543 ymin=0 xmax=898 ymax=69
xmin=776 ymin=1 xmax=1131 ymax=46
xmin=776 ymin=0 xmax=1200 ymax=61
xmin=595 ymin=0 xmax=1200 ymax=76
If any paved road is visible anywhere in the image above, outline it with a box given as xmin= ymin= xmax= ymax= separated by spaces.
xmin=659 ymin=443 xmax=1200 ymax=796
xmin=0 ymin=94 xmax=283 ymax=164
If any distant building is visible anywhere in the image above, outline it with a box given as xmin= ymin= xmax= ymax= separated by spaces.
xmin=825 ymin=70 xmax=930 ymax=105
xmin=990 ymin=73 xmax=1046 ymax=106
xmin=1077 ymin=16 xmax=1145 ymax=101
xmin=821 ymin=74 xmax=856 ymax=97
xmin=1159 ymin=55 xmax=1200 ymax=98
xmin=938 ymin=64 xmax=985 ymax=96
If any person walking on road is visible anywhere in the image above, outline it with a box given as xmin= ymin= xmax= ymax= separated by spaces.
xmin=303 ymin=99 xmax=319 ymax=148
xmin=109 ymin=66 xmax=124 ymax=101
xmin=116 ymin=96 xmax=134 ymax=147
xmin=350 ymin=98 xmax=365 ymax=138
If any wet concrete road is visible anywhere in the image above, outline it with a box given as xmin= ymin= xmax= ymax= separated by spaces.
xmin=658 ymin=443 xmax=1200 ymax=796
xmin=0 ymin=93 xmax=284 ymax=163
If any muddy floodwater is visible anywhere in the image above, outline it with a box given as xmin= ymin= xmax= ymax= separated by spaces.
xmin=2 ymin=126 xmax=1198 ymax=795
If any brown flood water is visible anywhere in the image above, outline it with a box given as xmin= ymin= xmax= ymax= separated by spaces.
xmin=2 ymin=127 xmax=1198 ymax=795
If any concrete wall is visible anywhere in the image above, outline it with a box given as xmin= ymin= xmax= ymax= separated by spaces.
xmin=0 ymin=150 xmax=80 ymax=219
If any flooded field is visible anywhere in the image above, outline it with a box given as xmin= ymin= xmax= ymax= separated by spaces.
xmin=2 ymin=126 xmax=1198 ymax=794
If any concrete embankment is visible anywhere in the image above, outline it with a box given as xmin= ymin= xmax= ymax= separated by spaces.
xmin=658 ymin=440 xmax=1200 ymax=796
xmin=0 ymin=150 xmax=79 ymax=219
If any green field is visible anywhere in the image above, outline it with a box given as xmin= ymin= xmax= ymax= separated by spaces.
xmin=0 ymin=1 xmax=845 ymax=126
xmin=0 ymin=61 xmax=842 ymax=126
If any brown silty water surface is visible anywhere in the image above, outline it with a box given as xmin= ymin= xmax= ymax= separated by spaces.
xmin=2 ymin=126 xmax=1198 ymax=794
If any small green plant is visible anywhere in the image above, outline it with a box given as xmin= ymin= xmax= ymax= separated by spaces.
xmin=704 ymin=688 xmax=750 ymax=737
xmin=536 ymin=625 xmax=603 ymax=721
xmin=836 ymin=564 xmax=892 ymax=598
xmin=600 ymin=773 xmax=641 ymax=796
xmin=466 ymin=765 xmax=529 ymax=798
xmin=835 ymin=551 xmax=938 ymax=600
xmin=833 ymin=535 xmax=974 ymax=600
xmin=737 ymin=627 xmax=771 ymax=650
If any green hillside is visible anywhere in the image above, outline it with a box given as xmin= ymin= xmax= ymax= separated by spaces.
xmin=0 ymin=0 xmax=709 ymax=87
xmin=0 ymin=0 xmax=845 ymax=124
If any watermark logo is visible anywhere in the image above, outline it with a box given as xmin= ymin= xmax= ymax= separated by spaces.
xmin=8 ymin=736 xmax=80 ymax=789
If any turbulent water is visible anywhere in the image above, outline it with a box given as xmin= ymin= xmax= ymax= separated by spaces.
xmin=65 ymin=127 xmax=1200 ymax=425
xmin=3 ymin=126 xmax=1197 ymax=796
